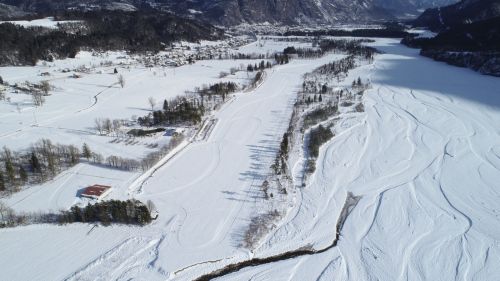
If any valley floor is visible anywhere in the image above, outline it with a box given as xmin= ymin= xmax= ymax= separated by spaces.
xmin=1 ymin=38 xmax=499 ymax=281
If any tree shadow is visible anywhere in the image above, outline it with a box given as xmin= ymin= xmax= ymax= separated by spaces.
xmin=369 ymin=40 xmax=500 ymax=108
xmin=75 ymin=187 xmax=87 ymax=198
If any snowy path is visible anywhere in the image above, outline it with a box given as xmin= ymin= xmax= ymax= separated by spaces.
xmin=220 ymin=39 xmax=500 ymax=280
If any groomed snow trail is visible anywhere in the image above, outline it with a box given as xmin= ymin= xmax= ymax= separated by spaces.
xmin=216 ymin=39 xmax=500 ymax=280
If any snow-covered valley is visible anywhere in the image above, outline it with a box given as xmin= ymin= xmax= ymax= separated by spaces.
xmin=1 ymin=37 xmax=499 ymax=281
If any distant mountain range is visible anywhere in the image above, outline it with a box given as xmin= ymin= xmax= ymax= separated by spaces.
xmin=413 ymin=0 xmax=500 ymax=30
xmin=0 ymin=0 xmax=458 ymax=24
xmin=163 ymin=0 xmax=393 ymax=25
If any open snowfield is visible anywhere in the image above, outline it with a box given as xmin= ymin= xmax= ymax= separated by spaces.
xmin=1 ymin=37 xmax=500 ymax=281
xmin=0 ymin=52 xmax=257 ymax=156
xmin=0 ymin=17 xmax=81 ymax=28
xmin=213 ymin=38 xmax=500 ymax=280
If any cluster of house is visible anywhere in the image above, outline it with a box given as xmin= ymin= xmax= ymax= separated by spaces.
xmin=158 ymin=37 xmax=252 ymax=66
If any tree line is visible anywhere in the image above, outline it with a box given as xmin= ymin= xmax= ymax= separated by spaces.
xmin=60 ymin=199 xmax=152 ymax=226
xmin=0 ymin=10 xmax=224 ymax=66
xmin=0 ymin=141 xmax=81 ymax=192
xmin=138 ymin=96 xmax=204 ymax=127
xmin=313 ymin=55 xmax=356 ymax=77
xmin=283 ymin=25 xmax=409 ymax=38
xmin=306 ymin=125 xmax=334 ymax=172
xmin=0 ymin=199 xmax=153 ymax=228
xmin=0 ymin=134 xmax=184 ymax=194
xmin=282 ymin=39 xmax=376 ymax=61
xmin=246 ymin=60 xmax=273 ymax=72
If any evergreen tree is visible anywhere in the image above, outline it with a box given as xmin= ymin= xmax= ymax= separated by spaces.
xmin=69 ymin=145 xmax=79 ymax=166
xmin=30 ymin=152 xmax=41 ymax=173
xmin=319 ymin=94 xmax=323 ymax=102
xmin=136 ymin=204 xmax=152 ymax=225
xmin=280 ymin=133 xmax=289 ymax=156
xmin=3 ymin=147 xmax=15 ymax=184
xmin=0 ymin=170 xmax=5 ymax=191
xmin=163 ymin=99 xmax=169 ymax=111
xmin=19 ymin=166 xmax=28 ymax=184
xmin=82 ymin=143 xmax=91 ymax=161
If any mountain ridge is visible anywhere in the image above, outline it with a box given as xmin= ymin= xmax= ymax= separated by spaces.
xmin=413 ymin=0 xmax=500 ymax=30
xmin=1 ymin=0 xmax=462 ymax=24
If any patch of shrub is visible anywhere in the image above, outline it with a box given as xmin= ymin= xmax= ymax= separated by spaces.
xmin=341 ymin=101 xmax=354 ymax=107
xmin=355 ymin=103 xmax=365 ymax=112
xmin=307 ymin=125 xmax=334 ymax=158
xmin=303 ymin=106 xmax=338 ymax=128
xmin=127 ymin=128 xmax=165 ymax=137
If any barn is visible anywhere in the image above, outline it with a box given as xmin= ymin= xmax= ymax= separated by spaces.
xmin=81 ymin=184 xmax=112 ymax=200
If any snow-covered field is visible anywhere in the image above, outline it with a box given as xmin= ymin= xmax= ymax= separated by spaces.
xmin=215 ymin=39 xmax=500 ymax=280
xmin=0 ymin=17 xmax=82 ymax=28
xmin=1 ymin=37 xmax=500 ymax=281
xmin=0 ymin=52 xmax=256 ymax=156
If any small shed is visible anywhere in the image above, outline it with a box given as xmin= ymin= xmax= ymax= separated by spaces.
xmin=81 ymin=184 xmax=112 ymax=200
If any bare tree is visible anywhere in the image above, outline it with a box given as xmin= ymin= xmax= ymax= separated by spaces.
xmin=0 ymin=201 xmax=15 ymax=224
xmin=148 ymin=97 xmax=156 ymax=111
xmin=103 ymin=118 xmax=112 ymax=134
xmin=32 ymin=91 xmax=45 ymax=106
xmin=91 ymin=152 xmax=103 ymax=164
xmin=118 ymin=74 xmax=125 ymax=88
xmin=94 ymin=118 xmax=103 ymax=135
xmin=40 ymin=81 xmax=51 ymax=95
xmin=112 ymin=119 xmax=122 ymax=136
